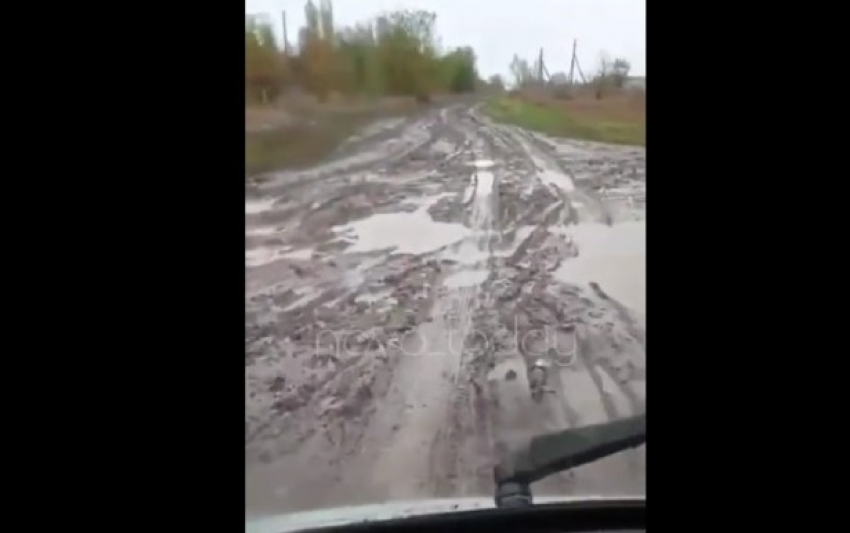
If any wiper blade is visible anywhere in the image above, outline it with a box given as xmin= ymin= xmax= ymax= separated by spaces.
xmin=494 ymin=414 xmax=646 ymax=508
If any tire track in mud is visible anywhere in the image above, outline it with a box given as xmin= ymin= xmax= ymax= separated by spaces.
xmin=426 ymin=123 xmax=503 ymax=497
xmin=470 ymin=115 xmax=576 ymax=231
xmin=590 ymin=282 xmax=646 ymax=351
xmin=510 ymin=128 xmax=610 ymax=226
xmin=447 ymin=114 xmax=646 ymax=495
xmin=426 ymin=108 xmax=620 ymax=496
xmin=299 ymin=112 xmax=504 ymax=503
xmin=343 ymin=284 xmax=477 ymax=501
xmin=424 ymin=109 xmax=575 ymax=496
xmin=572 ymin=326 xmax=644 ymax=480
xmin=245 ymin=103 xmax=645 ymax=514
xmin=415 ymin=110 xmax=553 ymax=496
xmin=466 ymin=110 xmax=644 ymax=495
xmin=426 ymin=285 xmax=485 ymax=496
xmin=245 ymin=107 xmax=490 ymax=514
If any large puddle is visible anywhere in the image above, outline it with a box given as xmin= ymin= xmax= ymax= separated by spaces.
xmin=247 ymin=226 xmax=276 ymax=237
xmin=334 ymin=197 xmax=473 ymax=255
xmin=246 ymin=198 xmax=276 ymax=215
xmin=246 ymin=248 xmax=283 ymax=267
xmin=554 ymin=221 xmax=645 ymax=315
xmin=539 ymin=168 xmax=575 ymax=193
xmin=444 ymin=269 xmax=489 ymax=288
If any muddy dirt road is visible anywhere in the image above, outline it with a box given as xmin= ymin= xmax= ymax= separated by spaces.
xmin=245 ymin=103 xmax=646 ymax=516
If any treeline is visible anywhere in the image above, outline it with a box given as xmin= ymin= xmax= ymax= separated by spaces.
xmin=246 ymin=0 xmax=479 ymax=104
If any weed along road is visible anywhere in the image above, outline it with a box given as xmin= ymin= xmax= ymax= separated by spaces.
xmin=245 ymin=102 xmax=646 ymax=516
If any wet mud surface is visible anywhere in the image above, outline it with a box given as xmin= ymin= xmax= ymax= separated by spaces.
xmin=246 ymin=103 xmax=646 ymax=516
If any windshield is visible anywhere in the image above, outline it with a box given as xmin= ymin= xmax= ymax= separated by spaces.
xmin=245 ymin=0 xmax=646 ymax=521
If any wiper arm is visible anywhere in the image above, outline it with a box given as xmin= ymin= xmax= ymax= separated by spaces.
xmin=493 ymin=414 xmax=646 ymax=508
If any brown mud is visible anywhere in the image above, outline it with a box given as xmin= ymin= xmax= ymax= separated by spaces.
xmin=245 ymin=103 xmax=646 ymax=516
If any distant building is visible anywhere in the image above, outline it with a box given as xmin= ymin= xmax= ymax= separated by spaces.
xmin=624 ymin=76 xmax=645 ymax=90
xmin=548 ymin=72 xmax=569 ymax=86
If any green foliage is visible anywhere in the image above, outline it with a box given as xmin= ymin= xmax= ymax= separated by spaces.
xmin=439 ymin=47 xmax=477 ymax=93
xmin=245 ymin=1 xmax=480 ymax=103
xmin=484 ymin=96 xmax=645 ymax=146
xmin=245 ymin=19 xmax=288 ymax=103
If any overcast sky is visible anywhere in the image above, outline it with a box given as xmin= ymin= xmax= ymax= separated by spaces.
xmin=245 ymin=0 xmax=645 ymax=80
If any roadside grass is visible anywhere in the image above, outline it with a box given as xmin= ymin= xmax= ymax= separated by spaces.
xmin=245 ymin=95 xmax=435 ymax=176
xmin=246 ymin=114 xmax=367 ymax=176
xmin=483 ymin=89 xmax=645 ymax=146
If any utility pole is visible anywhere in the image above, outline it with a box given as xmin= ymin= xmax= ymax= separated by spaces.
xmin=575 ymin=55 xmax=586 ymax=84
xmin=568 ymin=39 xmax=577 ymax=85
xmin=537 ymin=48 xmax=545 ymax=82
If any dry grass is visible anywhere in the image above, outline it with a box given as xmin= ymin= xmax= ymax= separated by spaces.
xmin=484 ymin=87 xmax=645 ymax=146
xmin=245 ymin=95 xmax=426 ymax=176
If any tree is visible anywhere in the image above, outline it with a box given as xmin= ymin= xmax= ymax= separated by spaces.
xmin=610 ymin=58 xmax=631 ymax=88
xmin=245 ymin=20 xmax=287 ymax=103
xmin=375 ymin=9 xmax=439 ymax=99
xmin=593 ymin=52 xmax=615 ymax=98
xmin=439 ymin=47 xmax=477 ymax=93
xmin=590 ymin=53 xmax=631 ymax=98
xmin=336 ymin=23 xmax=382 ymax=95
xmin=509 ymin=55 xmax=533 ymax=88
xmin=245 ymin=0 xmax=482 ymax=103
xmin=300 ymin=0 xmax=336 ymax=100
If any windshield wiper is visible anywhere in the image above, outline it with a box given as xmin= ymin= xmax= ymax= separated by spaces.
xmin=493 ymin=413 xmax=646 ymax=508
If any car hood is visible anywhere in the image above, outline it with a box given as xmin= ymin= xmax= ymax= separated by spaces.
xmin=246 ymin=495 xmax=645 ymax=533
